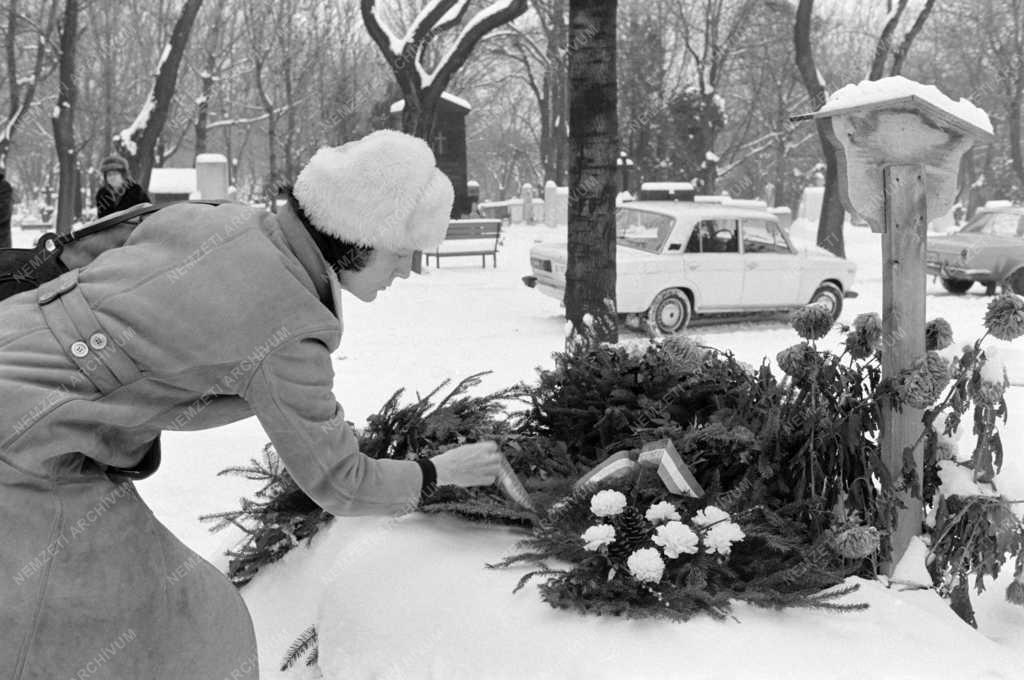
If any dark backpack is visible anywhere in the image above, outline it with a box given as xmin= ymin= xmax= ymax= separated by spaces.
xmin=0 ymin=200 xmax=223 ymax=304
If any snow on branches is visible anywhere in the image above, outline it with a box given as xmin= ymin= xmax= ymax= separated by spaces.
xmin=360 ymin=0 xmax=527 ymax=136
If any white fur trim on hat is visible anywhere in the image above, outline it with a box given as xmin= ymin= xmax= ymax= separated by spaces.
xmin=293 ymin=130 xmax=454 ymax=252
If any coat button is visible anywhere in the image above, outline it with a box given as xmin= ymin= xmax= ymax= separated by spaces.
xmin=89 ymin=332 xmax=108 ymax=350
xmin=70 ymin=341 xmax=90 ymax=358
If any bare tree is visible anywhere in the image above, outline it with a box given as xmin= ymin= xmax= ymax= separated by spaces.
xmin=794 ymin=0 xmax=846 ymax=256
xmin=51 ymin=0 xmax=78 ymax=235
xmin=565 ymin=0 xmax=618 ymax=344
xmin=194 ymin=0 xmax=227 ymax=158
xmin=869 ymin=0 xmax=937 ymax=79
xmin=1 ymin=0 xmax=58 ymax=168
xmin=113 ymin=0 xmax=204 ymax=190
xmin=489 ymin=0 xmax=569 ymax=183
xmin=360 ymin=0 xmax=529 ymax=140
xmin=795 ymin=0 xmax=937 ymax=258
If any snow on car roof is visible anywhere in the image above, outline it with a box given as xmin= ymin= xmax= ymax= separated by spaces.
xmin=621 ymin=200 xmax=778 ymax=220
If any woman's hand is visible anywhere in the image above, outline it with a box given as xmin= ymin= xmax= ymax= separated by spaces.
xmin=431 ymin=441 xmax=502 ymax=487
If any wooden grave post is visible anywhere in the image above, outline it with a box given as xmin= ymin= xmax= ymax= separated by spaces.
xmin=793 ymin=94 xmax=993 ymax=570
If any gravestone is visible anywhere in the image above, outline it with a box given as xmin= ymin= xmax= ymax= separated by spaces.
xmin=390 ymin=93 xmax=472 ymax=217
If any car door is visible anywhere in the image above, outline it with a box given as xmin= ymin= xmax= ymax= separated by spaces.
xmin=739 ymin=218 xmax=802 ymax=307
xmin=682 ymin=218 xmax=745 ymax=310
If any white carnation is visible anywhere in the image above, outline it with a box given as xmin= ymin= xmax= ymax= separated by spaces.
xmin=692 ymin=505 xmax=730 ymax=528
xmin=581 ymin=524 xmax=616 ymax=552
xmin=652 ymin=521 xmax=699 ymax=559
xmin=590 ymin=490 xmax=628 ymax=517
xmin=703 ymin=521 xmax=746 ymax=556
xmin=645 ymin=501 xmax=681 ymax=524
xmin=626 ymin=547 xmax=665 ymax=583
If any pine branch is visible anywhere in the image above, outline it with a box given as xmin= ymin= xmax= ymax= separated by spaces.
xmin=280 ymin=625 xmax=318 ymax=671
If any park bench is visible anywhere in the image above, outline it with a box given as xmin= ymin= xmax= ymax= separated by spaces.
xmin=424 ymin=218 xmax=503 ymax=268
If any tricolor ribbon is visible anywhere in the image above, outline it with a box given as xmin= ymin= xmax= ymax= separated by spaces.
xmin=573 ymin=439 xmax=704 ymax=498
xmin=495 ymin=453 xmax=538 ymax=513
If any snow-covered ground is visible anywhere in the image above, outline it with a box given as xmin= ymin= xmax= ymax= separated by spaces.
xmin=12 ymin=217 xmax=1024 ymax=679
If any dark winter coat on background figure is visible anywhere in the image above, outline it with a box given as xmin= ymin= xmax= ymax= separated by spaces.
xmin=0 ymin=201 xmax=427 ymax=679
xmin=0 ymin=173 xmax=12 ymax=249
xmin=94 ymin=180 xmax=150 ymax=218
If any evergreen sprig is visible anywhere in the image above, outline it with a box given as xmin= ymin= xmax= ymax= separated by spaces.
xmin=280 ymin=625 xmax=319 ymax=671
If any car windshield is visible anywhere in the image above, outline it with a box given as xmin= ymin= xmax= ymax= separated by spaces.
xmin=960 ymin=211 xmax=1024 ymax=238
xmin=616 ymin=208 xmax=675 ymax=253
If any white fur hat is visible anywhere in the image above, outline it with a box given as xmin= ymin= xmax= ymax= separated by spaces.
xmin=293 ymin=130 xmax=454 ymax=252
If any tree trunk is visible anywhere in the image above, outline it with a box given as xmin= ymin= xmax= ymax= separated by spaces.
xmin=194 ymin=2 xmax=224 ymax=157
xmin=114 ymin=0 xmax=204 ymax=190
xmin=1010 ymin=90 xmax=1024 ymax=189
xmin=1 ymin=0 xmax=56 ymax=168
xmin=194 ymin=65 xmax=215 ymax=156
xmin=565 ymin=0 xmax=618 ymax=344
xmin=51 ymin=0 xmax=79 ymax=236
xmin=794 ymin=0 xmax=845 ymax=257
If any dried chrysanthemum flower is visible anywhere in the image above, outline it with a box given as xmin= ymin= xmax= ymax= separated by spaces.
xmin=974 ymin=348 xmax=1009 ymax=404
xmin=777 ymin=342 xmax=820 ymax=382
xmin=984 ymin=292 xmax=1024 ymax=341
xmin=845 ymin=313 xmax=883 ymax=359
xmin=923 ymin=351 xmax=952 ymax=388
xmin=976 ymin=381 xmax=1006 ymax=404
xmin=829 ymin=525 xmax=881 ymax=560
xmin=1007 ymin=573 xmax=1024 ymax=606
xmin=925 ymin=318 xmax=954 ymax=351
xmin=659 ymin=335 xmax=706 ymax=373
xmin=789 ymin=302 xmax=835 ymax=341
xmin=898 ymin=352 xmax=950 ymax=408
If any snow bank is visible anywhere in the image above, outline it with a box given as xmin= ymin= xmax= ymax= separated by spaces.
xmin=241 ymin=513 xmax=1024 ymax=680
xmin=820 ymin=75 xmax=992 ymax=135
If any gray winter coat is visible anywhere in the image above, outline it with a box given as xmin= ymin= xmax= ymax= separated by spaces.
xmin=0 ymin=201 xmax=426 ymax=678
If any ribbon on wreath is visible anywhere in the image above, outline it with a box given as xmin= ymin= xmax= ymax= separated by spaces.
xmin=495 ymin=453 xmax=538 ymax=513
xmin=573 ymin=439 xmax=704 ymax=498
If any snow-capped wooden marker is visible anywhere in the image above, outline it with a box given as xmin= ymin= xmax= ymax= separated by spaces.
xmin=792 ymin=76 xmax=994 ymax=570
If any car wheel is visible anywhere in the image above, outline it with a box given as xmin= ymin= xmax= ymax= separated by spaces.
xmin=809 ymin=283 xmax=843 ymax=321
xmin=1008 ymin=269 xmax=1024 ymax=295
xmin=647 ymin=288 xmax=692 ymax=335
xmin=940 ymin=277 xmax=974 ymax=295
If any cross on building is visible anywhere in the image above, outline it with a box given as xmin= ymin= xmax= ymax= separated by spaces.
xmin=433 ymin=131 xmax=447 ymax=155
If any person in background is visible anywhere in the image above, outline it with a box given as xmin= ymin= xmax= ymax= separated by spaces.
xmin=95 ymin=154 xmax=151 ymax=218
xmin=0 ymin=167 xmax=12 ymax=248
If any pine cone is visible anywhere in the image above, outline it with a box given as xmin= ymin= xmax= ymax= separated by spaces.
xmin=608 ymin=507 xmax=652 ymax=562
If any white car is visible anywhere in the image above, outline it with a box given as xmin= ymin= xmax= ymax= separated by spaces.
xmin=524 ymin=195 xmax=858 ymax=334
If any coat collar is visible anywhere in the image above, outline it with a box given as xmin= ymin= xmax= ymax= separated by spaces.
xmin=276 ymin=204 xmax=344 ymax=322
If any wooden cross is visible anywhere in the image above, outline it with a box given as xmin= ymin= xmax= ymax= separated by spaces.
xmin=794 ymin=93 xmax=993 ymax=569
